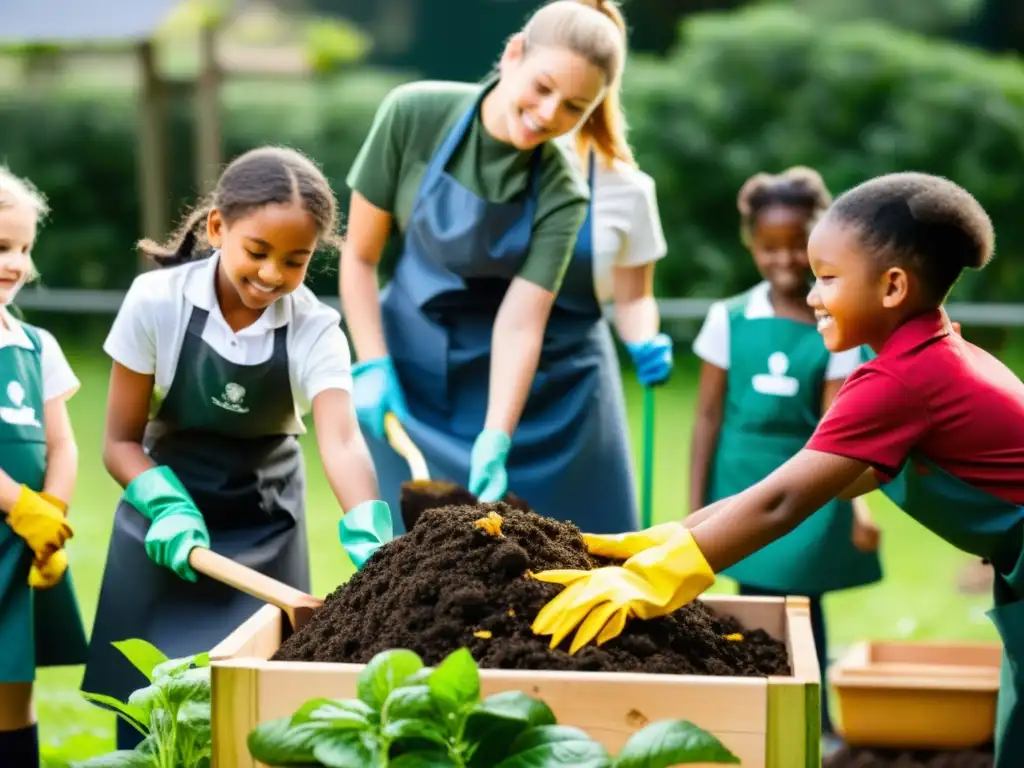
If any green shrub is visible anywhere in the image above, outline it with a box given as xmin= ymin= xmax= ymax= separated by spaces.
xmin=3 ymin=8 xmax=1024 ymax=305
xmin=0 ymin=71 xmax=410 ymax=296
xmin=620 ymin=5 xmax=1024 ymax=303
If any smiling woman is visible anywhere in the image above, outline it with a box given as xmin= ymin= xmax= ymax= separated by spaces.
xmin=339 ymin=0 xmax=639 ymax=543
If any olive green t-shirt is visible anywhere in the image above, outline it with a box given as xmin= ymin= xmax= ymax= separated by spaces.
xmin=346 ymin=80 xmax=589 ymax=293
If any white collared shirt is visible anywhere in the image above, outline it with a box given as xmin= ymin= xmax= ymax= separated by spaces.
xmin=692 ymin=281 xmax=861 ymax=380
xmin=103 ymin=254 xmax=352 ymax=428
xmin=0 ymin=306 xmax=80 ymax=402
xmin=554 ymin=136 xmax=668 ymax=304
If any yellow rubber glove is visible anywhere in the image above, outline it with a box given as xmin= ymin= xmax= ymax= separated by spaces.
xmin=532 ymin=527 xmax=715 ymax=654
xmin=28 ymin=492 xmax=69 ymax=588
xmin=6 ymin=486 xmax=73 ymax=561
xmin=582 ymin=522 xmax=685 ymax=560
xmin=29 ymin=549 xmax=67 ymax=589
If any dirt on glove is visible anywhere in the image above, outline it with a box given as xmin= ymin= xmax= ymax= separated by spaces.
xmin=824 ymin=745 xmax=994 ymax=768
xmin=273 ymin=504 xmax=791 ymax=677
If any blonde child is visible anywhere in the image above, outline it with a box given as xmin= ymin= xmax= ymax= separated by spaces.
xmin=0 ymin=166 xmax=89 ymax=764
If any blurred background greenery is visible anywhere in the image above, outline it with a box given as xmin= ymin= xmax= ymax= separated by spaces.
xmin=1 ymin=0 xmax=1023 ymax=763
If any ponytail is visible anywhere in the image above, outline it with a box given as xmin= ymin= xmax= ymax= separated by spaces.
xmin=572 ymin=0 xmax=634 ymax=168
xmin=576 ymin=76 xmax=634 ymax=168
xmin=136 ymin=203 xmax=213 ymax=268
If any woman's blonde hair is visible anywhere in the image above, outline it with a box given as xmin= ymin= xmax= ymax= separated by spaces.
xmin=0 ymin=165 xmax=49 ymax=282
xmin=521 ymin=0 xmax=634 ymax=168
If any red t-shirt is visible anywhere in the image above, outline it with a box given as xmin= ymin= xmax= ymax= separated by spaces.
xmin=807 ymin=310 xmax=1024 ymax=505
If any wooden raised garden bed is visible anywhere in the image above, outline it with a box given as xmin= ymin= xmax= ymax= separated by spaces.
xmin=209 ymin=593 xmax=821 ymax=768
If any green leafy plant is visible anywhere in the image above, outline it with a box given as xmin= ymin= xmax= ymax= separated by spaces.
xmin=248 ymin=647 xmax=740 ymax=767
xmin=72 ymin=639 xmax=212 ymax=768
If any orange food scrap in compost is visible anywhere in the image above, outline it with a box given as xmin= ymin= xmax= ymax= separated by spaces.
xmin=507 ymin=608 xmax=516 ymax=617
xmin=473 ymin=630 xmax=493 ymax=639
xmin=473 ymin=511 xmax=504 ymax=537
xmin=725 ymin=633 xmax=744 ymax=642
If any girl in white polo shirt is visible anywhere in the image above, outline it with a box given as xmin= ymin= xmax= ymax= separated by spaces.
xmin=81 ymin=146 xmax=389 ymax=750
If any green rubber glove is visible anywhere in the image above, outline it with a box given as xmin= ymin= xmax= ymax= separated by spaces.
xmin=468 ymin=429 xmax=511 ymax=502
xmin=338 ymin=500 xmax=394 ymax=570
xmin=124 ymin=466 xmax=211 ymax=582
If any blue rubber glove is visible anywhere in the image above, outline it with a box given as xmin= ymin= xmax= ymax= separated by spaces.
xmin=469 ymin=429 xmax=511 ymax=502
xmin=124 ymin=465 xmax=211 ymax=582
xmin=352 ymin=357 xmax=410 ymax=439
xmin=625 ymin=333 xmax=673 ymax=387
xmin=338 ymin=500 xmax=394 ymax=569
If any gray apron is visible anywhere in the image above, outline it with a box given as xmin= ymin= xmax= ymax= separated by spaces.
xmin=82 ymin=305 xmax=310 ymax=740
xmin=362 ymin=93 xmax=637 ymax=536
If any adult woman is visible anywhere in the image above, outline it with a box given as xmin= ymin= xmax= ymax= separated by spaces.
xmin=341 ymin=0 xmax=663 ymax=543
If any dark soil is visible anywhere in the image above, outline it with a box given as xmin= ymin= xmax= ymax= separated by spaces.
xmin=274 ymin=503 xmax=791 ymax=676
xmin=399 ymin=480 xmax=532 ymax=531
xmin=824 ymin=745 xmax=994 ymax=768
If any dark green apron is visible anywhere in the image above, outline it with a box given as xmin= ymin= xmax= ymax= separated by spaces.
xmin=708 ymin=290 xmax=882 ymax=594
xmin=0 ymin=322 xmax=88 ymax=682
xmin=878 ymin=457 xmax=1024 ymax=767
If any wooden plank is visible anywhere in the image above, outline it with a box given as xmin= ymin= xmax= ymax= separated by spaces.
xmin=210 ymin=604 xmax=281 ymax=661
xmin=211 ymin=662 xmax=260 ymax=768
xmin=255 ymin=663 xmax=769 ymax=765
xmin=705 ymin=593 xmax=787 ymax=642
xmin=765 ymin=598 xmax=820 ymax=767
xmin=785 ymin=597 xmax=822 ymax=684
xmin=867 ymin=640 xmax=1003 ymax=668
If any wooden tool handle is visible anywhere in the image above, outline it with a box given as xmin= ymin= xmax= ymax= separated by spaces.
xmin=188 ymin=547 xmax=319 ymax=613
xmin=384 ymin=412 xmax=430 ymax=481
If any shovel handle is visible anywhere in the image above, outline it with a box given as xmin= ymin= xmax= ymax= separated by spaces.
xmin=384 ymin=413 xmax=430 ymax=481
xmin=188 ymin=547 xmax=322 ymax=619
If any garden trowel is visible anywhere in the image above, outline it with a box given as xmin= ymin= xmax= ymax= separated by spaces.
xmin=383 ymin=413 xmax=533 ymax=531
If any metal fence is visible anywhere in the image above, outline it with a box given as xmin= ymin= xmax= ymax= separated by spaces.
xmin=12 ymin=288 xmax=1024 ymax=326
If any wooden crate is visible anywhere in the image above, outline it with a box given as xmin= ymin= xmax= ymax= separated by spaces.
xmin=829 ymin=640 xmax=1002 ymax=750
xmin=209 ymin=594 xmax=821 ymax=768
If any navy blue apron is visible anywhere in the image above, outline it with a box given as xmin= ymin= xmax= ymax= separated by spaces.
xmin=878 ymin=457 xmax=1024 ymax=767
xmin=82 ymin=302 xmax=311 ymax=749
xmin=361 ymin=94 xmax=638 ymax=535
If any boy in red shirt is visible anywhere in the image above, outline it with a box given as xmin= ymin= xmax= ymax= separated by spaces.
xmin=531 ymin=172 xmax=1024 ymax=767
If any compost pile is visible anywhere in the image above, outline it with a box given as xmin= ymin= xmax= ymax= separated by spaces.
xmin=824 ymin=745 xmax=994 ymax=768
xmin=274 ymin=503 xmax=791 ymax=676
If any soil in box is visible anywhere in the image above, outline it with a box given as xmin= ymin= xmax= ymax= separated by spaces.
xmin=273 ymin=504 xmax=791 ymax=676
xmin=824 ymin=744 xmax=994 ymax=768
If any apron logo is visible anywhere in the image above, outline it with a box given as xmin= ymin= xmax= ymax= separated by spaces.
xmin=751 ymin=352 xmax=800 ymax=397
xmin=212 ymin=382 xmax=250 ymax=414
xmin=0 ymin=380 xmax=41 ymax=427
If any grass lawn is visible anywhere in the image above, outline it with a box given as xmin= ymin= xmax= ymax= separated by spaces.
xmin=35 ymin=337 xmax=1021 ymax=766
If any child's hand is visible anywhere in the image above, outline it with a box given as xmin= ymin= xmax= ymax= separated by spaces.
xmin=851 ymin=500 xmax=881 ymax=553
xmin=29 ymin=549 xmax=68 ymax=589
xmin=7 ymin=486 xmax=74 ymax=560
